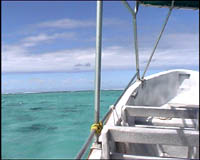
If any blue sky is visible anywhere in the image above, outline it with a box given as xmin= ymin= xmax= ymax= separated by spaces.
xmin=2 ymin=1 xmax=199 ymax=93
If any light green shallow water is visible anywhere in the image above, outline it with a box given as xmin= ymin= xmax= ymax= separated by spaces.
xmin=2 ymin=90 xmax=122 ymax=159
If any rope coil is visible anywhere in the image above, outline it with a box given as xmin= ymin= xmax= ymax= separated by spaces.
xmin=91 ymin=122 xmax=103 ymax=134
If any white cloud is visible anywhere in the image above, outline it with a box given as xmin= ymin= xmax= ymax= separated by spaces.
xmin=2 ymin=44 xmax=95 ymax=72
xmin=37 ymin=18 xmax=95 ymax=29
xmin=37 ymin=18 xmax=126 ymax=29
xmin=140 ymin=48 xmax=199 ymax=69
xmin=2 ymin=33 xmax=198 ymax=73
xmin=21 ymin=32 xmax=76 ymax=47
xmin=161 ymin=33 xmax=199 ymax=49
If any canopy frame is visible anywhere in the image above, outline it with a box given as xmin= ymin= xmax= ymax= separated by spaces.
xmin=75 ymin=0 xmax=198 ymax=159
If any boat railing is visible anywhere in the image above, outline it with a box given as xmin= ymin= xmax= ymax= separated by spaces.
xmin=75 ymin=71 xmax=138 ymax=159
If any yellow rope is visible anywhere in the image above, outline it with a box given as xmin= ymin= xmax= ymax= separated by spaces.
xmin=91 ymin=122 xmax=103 ymax=134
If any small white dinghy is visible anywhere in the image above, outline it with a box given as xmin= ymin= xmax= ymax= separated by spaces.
xmin=75 ymin=1 xmax=199 ymax=159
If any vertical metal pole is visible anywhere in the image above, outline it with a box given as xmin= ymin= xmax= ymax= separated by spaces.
xmin=121 ymin=0 xmax=140 ymax=79
xmin=94 ymin=0 xmax=103 ymax=143
xmin=133 ymin=1 xmax=140 ymax=80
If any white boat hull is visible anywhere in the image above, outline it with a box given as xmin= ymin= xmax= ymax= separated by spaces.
xmin=88 ymin=69 xmax=199 ymax=159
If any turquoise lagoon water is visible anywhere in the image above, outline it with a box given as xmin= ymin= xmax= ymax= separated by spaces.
xmin=2 ymin=90 xmax=122 ymax=159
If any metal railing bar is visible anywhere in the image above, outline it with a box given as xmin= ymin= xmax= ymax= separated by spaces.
xmin=94 ymin=0 xmax=103 ymax=143
xmin=121 ymin=0 xmax=140 ymax=80
xmin=121 ymin=0 xmax=135 ymax=16
xmin=75 ymin=71 xmax=138 ymax=159
xmin=132 ymin=2 xmax=140 ymax=80
xmin=75 ymin=130 xmax=95 ymax=159
xmin=141 ymin=1 xmax=174 ymax=79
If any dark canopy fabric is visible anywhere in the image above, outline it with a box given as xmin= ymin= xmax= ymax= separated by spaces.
xmin=139 ymin=1 xmax=199 ymax=10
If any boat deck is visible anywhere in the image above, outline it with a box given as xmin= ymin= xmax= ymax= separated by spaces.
xmin=88 ymin=70 xmax=199 ymax=159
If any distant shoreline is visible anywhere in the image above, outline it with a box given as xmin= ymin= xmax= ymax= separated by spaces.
xmin=2 ymin=89 xmax=123 ymax=95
